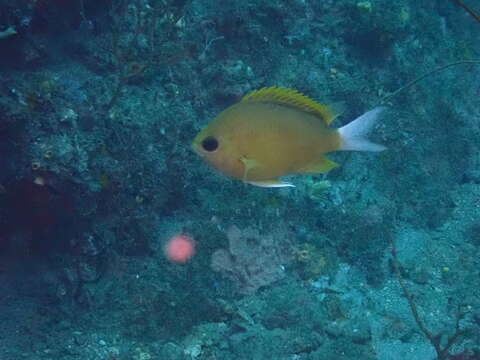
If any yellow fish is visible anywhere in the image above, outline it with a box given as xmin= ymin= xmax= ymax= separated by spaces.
xmin=192 ymin=87 xmax=385 ymax=187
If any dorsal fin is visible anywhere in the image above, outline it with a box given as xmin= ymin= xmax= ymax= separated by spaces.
xmin=241 ymin=86 xmax=340 ymax=125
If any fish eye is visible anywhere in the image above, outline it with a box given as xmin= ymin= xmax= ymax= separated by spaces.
xmin=201 ymin=136 xmax=219 ymax=152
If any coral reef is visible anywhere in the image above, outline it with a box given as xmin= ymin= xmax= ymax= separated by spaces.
xmin=0 ymin=0 xmax=480 ymax=359
xmin=211 ymin=225 xmax=292 ymax=294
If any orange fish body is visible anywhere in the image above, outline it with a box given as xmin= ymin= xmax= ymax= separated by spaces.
xmin=192 ymin=87 xmax=384 ymax=187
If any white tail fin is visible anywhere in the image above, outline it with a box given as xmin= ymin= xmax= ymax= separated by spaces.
xmin=338 ymin=107 xmax=386 ymax=152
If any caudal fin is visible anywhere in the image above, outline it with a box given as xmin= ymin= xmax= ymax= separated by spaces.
xmin=338 ymin=107 xmax=386 ymax=152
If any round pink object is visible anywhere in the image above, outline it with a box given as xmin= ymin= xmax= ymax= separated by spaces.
xmin=164 ymin=234 xmax=195 ymax=263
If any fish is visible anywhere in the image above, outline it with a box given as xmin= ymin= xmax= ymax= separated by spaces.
xmin=191 ymin=87 xmax=385 ymax=187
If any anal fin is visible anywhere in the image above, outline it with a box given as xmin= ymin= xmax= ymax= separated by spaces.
xmin=297 ymin=157 xmax=338 ymax=174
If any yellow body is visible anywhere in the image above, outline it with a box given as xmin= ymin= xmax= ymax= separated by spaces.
xmin=192 ymin=87 xmax=343 ymax=185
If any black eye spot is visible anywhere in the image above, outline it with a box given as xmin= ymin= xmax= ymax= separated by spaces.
xmin=202 ymin=136 xmax=218 ymax=152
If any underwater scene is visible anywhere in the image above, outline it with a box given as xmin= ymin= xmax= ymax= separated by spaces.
xmin=1 ymin=0 xmax=480 ymax=359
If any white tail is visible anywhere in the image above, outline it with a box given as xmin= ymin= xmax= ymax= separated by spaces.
xmin=338 ymin=107 xmax=386 ymax=152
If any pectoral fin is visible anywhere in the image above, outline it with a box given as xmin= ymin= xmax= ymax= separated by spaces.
xmin=240 ymin=156 xmax=262 ymax=182
xmin=297 ymin=157 xmax=339 ymax=174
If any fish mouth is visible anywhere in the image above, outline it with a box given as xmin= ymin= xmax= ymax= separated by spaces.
xmin=191 ymin=140 xmax=204 ymax=157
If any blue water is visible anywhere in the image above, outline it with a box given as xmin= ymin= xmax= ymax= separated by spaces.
xmin=0 ymin=0 xmax=479 ymax=359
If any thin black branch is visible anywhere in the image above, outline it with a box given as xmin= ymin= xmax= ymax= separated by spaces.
xmin=391 ymin=239 xmax=465 ymax=360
